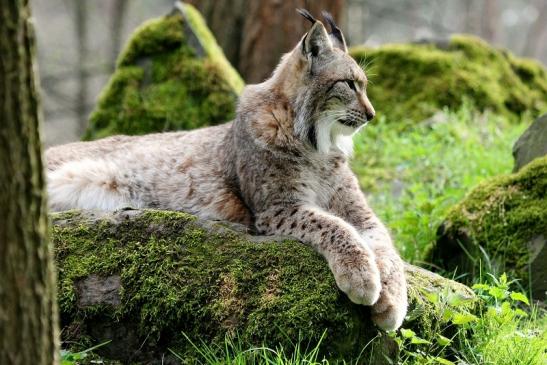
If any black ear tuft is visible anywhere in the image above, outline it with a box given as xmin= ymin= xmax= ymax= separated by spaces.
xmin=297 ymin=8 xmax=317 ymax=24
xmin=321 ymin=11 xmax=338 ymax=33
xmin=321 ymin=10 xmax=347 ymax=52
xmin=298 ymin=10 xmax=332 ymax=60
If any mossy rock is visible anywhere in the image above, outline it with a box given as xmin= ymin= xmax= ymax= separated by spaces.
xmin=350 ymin=35 xmax=547 ymax=123
xmin=52 ymin=209 xmax=474 ymax=364
xmin=431 ymin=156 xmax=547 ymax=300
xmin=84 ymin=2 xmax=244 ymax=140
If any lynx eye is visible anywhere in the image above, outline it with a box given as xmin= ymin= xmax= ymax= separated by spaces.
xmin=345 ymin=79 xmax=356 ymax=91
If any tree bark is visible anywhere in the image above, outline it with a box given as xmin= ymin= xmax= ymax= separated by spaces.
xmin=481 ymin=0 xmax=499 ymax=44
xmin=522 ymin=0 xmax=547 ymax=58
xmin=75 ymin=0 xmax=89 ymax=136
xmin=0 ymin=1 xmax=60 ymax=364
xmin=188 ymin=0 xmax=345 ymax=83
xmin=462 ymin=0 xmax=478 ymax=35
xmin=109 ymin=0 xmax=129 ymax=70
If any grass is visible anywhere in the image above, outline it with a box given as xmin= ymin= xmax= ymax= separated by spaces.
xmin=168 ymin=274 xmax=545 ymax=365
xmin=169 ymin=332 xmax=331 ymax=365
xmin=352 ymin=104 xmax=528 ymax=264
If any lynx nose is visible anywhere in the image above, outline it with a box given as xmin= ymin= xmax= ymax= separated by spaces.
xmin=360 ymin=94 xmax=375 ymax=121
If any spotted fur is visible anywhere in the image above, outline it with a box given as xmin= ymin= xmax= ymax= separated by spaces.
xmin=46 ymin=12 xmax=407 ymax=330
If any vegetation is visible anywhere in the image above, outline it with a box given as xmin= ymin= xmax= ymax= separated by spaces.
xmin=84 ymin=3 xmax=243 ymax=140
xmin=350 ymin=35 xmax=547 ymax=123
xmin=352 ymin=104 xmax=527 ymax=264
xmin=351 ymin=106 xmax=544 ymax=365
xmin=431 ymin=155 xmax=546 ymax=295
xmin=66 ymin=274 xmax=542 ymax=365
xmin=175 ymin=274 xmax=544 ymax=365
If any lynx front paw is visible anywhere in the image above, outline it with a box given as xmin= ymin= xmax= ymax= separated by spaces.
xmin=330 ymin=248 xmax=381 ymax=306
xmin=371 ymin=250 xmax=408 ymax=331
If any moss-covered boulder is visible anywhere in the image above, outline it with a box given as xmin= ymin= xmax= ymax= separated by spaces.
xmin=52 ymin=209 xmax=474 ymax=364
xmin=350 ymin=35 xmax=547 ymax=123
xmin=431 ymin=156 xmax=547 ymax=300
xmin=513 ymin=114 xmax=547 ymax=172
xmin=84 ymin=2 xmax=244 ymax=140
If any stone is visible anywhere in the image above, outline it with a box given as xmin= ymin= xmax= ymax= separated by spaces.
xmin=430 ymin=156 xmax=547 ymax=300
xmin=75 ymin=274 xmax=121 ymax=307
xmin=513 ymin=114 xmax=547 ymax=172
xmin=52 ymin=209 xmax=475 ymax=364
xmin=84 ymin=2 xmax=244 ymax=140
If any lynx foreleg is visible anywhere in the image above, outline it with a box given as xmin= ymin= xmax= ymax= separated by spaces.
xmin=255 ymin=205 xmax=381 ymax=305
xmin=330 ymin=177 xmax=408 ymax=331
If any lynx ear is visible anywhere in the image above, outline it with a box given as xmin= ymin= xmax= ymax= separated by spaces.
xmin=302 ymin=22 xmax=332 ymax=57
xmin=297 ymin=9 xmax=332 ymax=58
xmin=321 ymin=11 xmax=347 ymax=53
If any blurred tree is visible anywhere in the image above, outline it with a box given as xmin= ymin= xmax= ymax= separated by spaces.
xmin=188 ymin=0 xmax=345 ymax=83
xmin=75 ymin=0 xmax=88 ymax=136
xmin=109 ymin=0 xmax=129 ymax=70
xmin=462 ymin=0 xmax=480 ymax=35
xmin=0 ymin=0 xmax=60 ymax=364
xmin=523 ymin=0 xmax=547 ymax=58
xmin=481 ymin=0 xmax=499 ymax=44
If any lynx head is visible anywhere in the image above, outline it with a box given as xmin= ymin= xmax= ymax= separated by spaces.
xmin=258 ymin=9 xmax=375 ymax=156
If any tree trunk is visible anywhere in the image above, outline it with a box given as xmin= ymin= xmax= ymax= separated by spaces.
xmin=522 ymin=0 xmax=547 ymax=58
xmin=75 ymin=0 xmax=88 ymax=137
xmin=109 ymin=0 xmax=129 ymax=70
xmin=187 ymin=0 xmax=345 ymax=83
xmin=481 ymin=0 xmax=499 ymax=44
xmin=0 ymin=1 xmax=60 ymax=364
xmin=462 ymin=0 xmax=478 ymax=35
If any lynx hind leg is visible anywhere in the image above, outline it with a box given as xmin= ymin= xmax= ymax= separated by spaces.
xmin=47 ymin=158 xmax=140 ymax=211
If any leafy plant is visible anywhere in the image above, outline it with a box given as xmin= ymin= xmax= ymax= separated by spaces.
xmin=391 ymin=274 xmax=545 ymax=365
xmin=60 ymin=340 xmax=111 ymax=365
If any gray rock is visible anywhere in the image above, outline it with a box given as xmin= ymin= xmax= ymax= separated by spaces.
xmin=75 ymin=274 xmax=121 ymax=307
xmin=513 ymin=114 xmax=547 ymax=172
xmin=528 ymin=235 xmax=546 ymax=300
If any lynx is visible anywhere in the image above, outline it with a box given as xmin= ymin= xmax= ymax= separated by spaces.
xmin=46 ymin=10 xmax=407 ymax=330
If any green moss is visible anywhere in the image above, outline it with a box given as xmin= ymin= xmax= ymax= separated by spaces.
xmin=350 ymin=35 xmax=547 ymax=123
xmin=430 ymin=156 xmax=547 ymax=290
xmin=52 ymin=209 xmax=474 ymax=363
xmin=84 ymin=3 xmax=244 ymax=140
